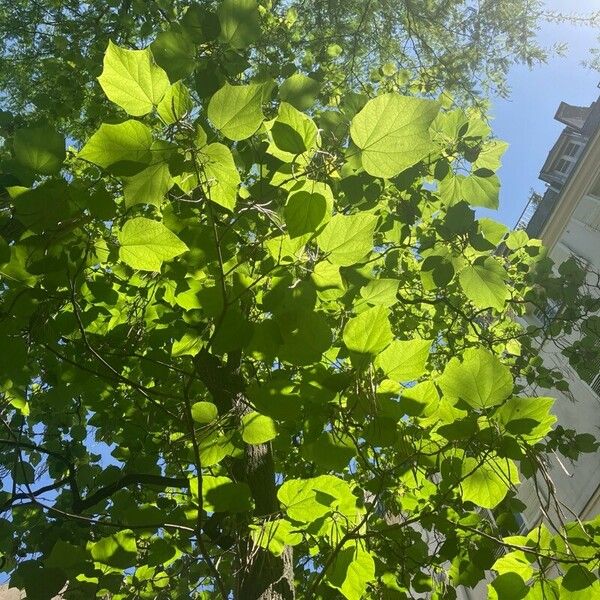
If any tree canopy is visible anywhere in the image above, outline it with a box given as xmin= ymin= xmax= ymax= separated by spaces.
xmin=0 ymin=0 xmax=560 ymax=136
xmin=1 ymin=2 xmax=600 ymax=600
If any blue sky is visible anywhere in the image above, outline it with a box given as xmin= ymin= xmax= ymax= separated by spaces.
xmin=490 ymin=0 xmax=600 ymax=227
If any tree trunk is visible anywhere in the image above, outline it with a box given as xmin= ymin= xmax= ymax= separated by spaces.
xmin=233 ymin=395 xmax=295 ymax=600
xmin=195 ymin=350 xmax=295 ymax=600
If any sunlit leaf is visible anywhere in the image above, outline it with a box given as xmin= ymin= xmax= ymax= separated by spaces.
xmin=118 ymin=217 xmax=188 ymax=271
xmin=438 ymin=347 xmax=513 ymax=409
xmin=98 ymin=41 xmax=169 ymax=116
xmin=208 ymin=82 xmax=265 ymax=140
xmin=350 ymin=93 xmax=439 ymax=178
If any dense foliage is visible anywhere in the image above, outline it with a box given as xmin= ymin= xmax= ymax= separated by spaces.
xmin=0 ymin=0 xmax=555 ymax=135
xmin=1 ymin=2 xmax=599 ymax=599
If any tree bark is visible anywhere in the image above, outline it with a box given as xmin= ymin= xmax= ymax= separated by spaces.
xmin=235 ymin=428 xmax=295 ymax=600
xmin=195 ymin=350 xmax=295 ymax=600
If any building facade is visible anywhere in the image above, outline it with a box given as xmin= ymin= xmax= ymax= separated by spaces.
xmin=518 ymin=92 xmax=600 ymax=527
xmin=458 ymin=92 xmax=600 ymax=600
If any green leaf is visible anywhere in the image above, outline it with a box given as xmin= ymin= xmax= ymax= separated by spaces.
xmin=198 ymin=143 xmax=241 ymax=210
xmin=241 ymin=411 xmax=278 ymax=444
xmin=279 ymin=73 xmax=320 ymax=110
xmin=250 ymin=519 xmax=302 ymax=556
xmin=212 ymin=308 xmax=254 ymax=354
xmin=284 ymin=191 xmax=328 ymax=238
xmin=461 ymin=456 xmax=519 ymax=508
xmin=171 ymin=331 xmax=203 ymax=357
xmin=493 ymin=396 xmax=556 ymax=443
xmin=438 ymin=347 xmax=513 ymax=409
xmin=312 ymin=261 xmax=344 ymax=291
xmin=218 ymin=0 xmax=261 ymax=49
xmin=123 ymin=162 xmax=173 ymax=207
xmin=561 ymin=565 xmax=600 ymax=599
xmin=79 ymin=120 xmax=152 ymax=174
xmin=479 ymin=217 xmax=509 ymax=246
xmin=0 ymin=236 xmax=10 ymax=264
xmin=13 ymin=126 xmax=65 ymax=175
xmin=208 ymin=82 xmax=265 ymax=140
xmin=461 ymin=172 xmax=500 ymax=209
xmin=326 ymin=542 xmax=376 ymax=600
xmin=492 ymin=548 xmax=533 ymax=582
xmin=474 ymin=140 xmax=509 ymax=171
xmin=191 ymin=401 xmax=218 ymax=424
xmin=89 ymin=530 xmax=137 ymax=568
xmin=157 ymin=81 xmax=193 ymax=124
xmin=190 ymin=475 xmax=252 ymax=512
xmin=97 ymin=41 xmax=169 ymax=116
xmin=278 ymin=475 xmax=358 ymax=523
xmin=13 ymin=461 xmax=34 ymax=485
xmin=317 ymin=213 xmax=377 ymax=266
xmin=278 ymin=310 xmax=331 ymax=366
xmin=505 ymin=230 xmax=529 ymax=251
xmin=358 ymin=278 xmax=400 ymax=307
xmin=489 ymin=573 xmax=528 ymax=600
xmin=375 ymin=338 xmax=431 ymax=382
xmin=302 ymin=432 xmax=356 ymax=471
xmin=247 ymin=378 xmax=300 ymax=421
xmin=343 ymin=306 xmax=393 ymax=355
xmin=118 ymin=217 xmax=188 ymax=271
xmin=350 ymin=93 xmax=439 ymax=178
xmin=46 ymin=540 xmax=86 ymax=570
xmin=268 ymin=102 xmax=319 ymax=160
xmin=151 ymin=29 xmax=196 ymax=82
xmin=181 ymin=4 xmax=214 ymax=42
xmin=198 ymin=431 xmax=236 ymax=467
xmin=458 ymin=256 xmax=509 ymax=311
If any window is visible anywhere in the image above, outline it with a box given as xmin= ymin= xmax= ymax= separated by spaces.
xmin=554 ymin=158 xmax=572 ymax=174
xmin=564 ymin=141 xmax=582 ymax=157
xmin=581 ymin=354 xmax=600 ymax=398
xmin=533 ymin=299 xmax=561 ymax=326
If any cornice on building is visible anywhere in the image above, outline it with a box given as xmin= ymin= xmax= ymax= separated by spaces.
xmin=525 ymin=92 xmax=600 ymax=244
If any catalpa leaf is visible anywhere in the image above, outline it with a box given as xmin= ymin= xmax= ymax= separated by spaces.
xmin=284 ymin=191 xmax=328 ymax=238
xmin=118 ymin=217 xmax=188 ymax=271
xmin=461 ymin=171 xmax=500 ymax=209
xmin=343 ymin=306 xmax=393 ymax=355
xmin=458 ymin=256 xmax=509 ymax=311
xmin=13 ymin=126 xmax=65 ymax=175
xmin=198 ymin=143 xmax=240 ymax=210
xmin=250 ymin=519 xmax=303 ymax=556
xmin=157 ymin=81 xmax=193 ymax=124
xmin=279 ymin=73 xmax=320 ymax=111
xmin=326 ymin=542 xmax=376 ymax=600
xmin=461 ymin=456 xmax=519 ymax=509
xmin=151 ymin=29 xmax=196 ymax=82
xmin=79 ymin=120 xmax=152 ymax=174
xmin=208 ymin=82 xmax=266 ymax=140
xmin=267 ymin=102 xmax=319 ymax=161
xmin=218 ymin=0 xmax=261 ymax=49
xmin=358 ymin=278 xmax=400 ymax=307
xmin=438 ymin=347 xmax=513 ymax=409
xmin=241 ymin=411 xmax=278 ymax=444
xmin=190 ymin=475 xmax=252 ymax=512
xmin=350 ymin=93 xmax=439 ymax=178
xmin=191 ymin=401 xmax=218 ymax=424
xmin=123 ymin=162 xmax=173 ymax=207
xmin=98 ymin=41 xmax=169 ymax=116
xmin=89 ymin=530 xmax=137 ymax=569
xmin=376 ymin=338 xmax=432 ymax=382
xmin=278 ymin=475 xmax=358 ymax=523
xmin=317 ymin=213 xmax=377 ymax=266
xmin=493 ymin=396 xmax=556 ymax=443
